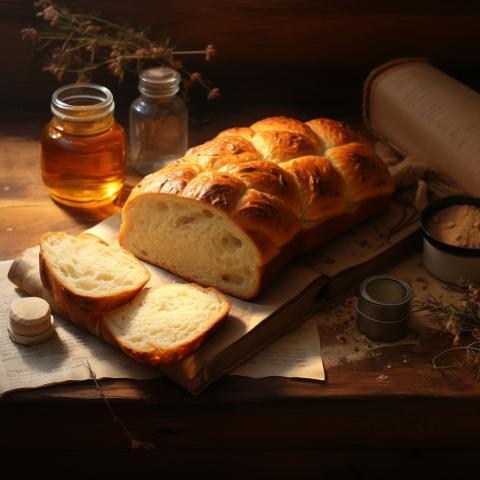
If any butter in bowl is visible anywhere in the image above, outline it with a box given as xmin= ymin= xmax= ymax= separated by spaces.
xmin=421 ymin=196 xmax=480 ymax=284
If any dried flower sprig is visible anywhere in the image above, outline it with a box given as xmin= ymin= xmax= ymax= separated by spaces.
xmin=21 ymin=0 xmax=219 ymax=100
xmin=415 ymin=281 xmax=480 ymax=379
xmin=415 ymin=282 xmax=480 ymax=344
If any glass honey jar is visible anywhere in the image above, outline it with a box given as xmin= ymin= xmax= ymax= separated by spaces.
xmin=41 ymin=83 xmax=126 ymax=208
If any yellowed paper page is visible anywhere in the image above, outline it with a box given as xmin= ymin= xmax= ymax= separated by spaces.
xmin=231 ymin=316 xmax=324 ymax=380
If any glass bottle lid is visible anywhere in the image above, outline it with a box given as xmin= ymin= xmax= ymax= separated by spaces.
xmin=139 ymin=67 xmax=181 ymax=98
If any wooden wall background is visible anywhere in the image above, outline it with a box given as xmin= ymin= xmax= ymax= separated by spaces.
xmin=1 ymin=0 xmax=480 ymax=114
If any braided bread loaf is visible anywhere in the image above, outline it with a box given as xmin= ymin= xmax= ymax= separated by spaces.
xmin=119 ymin=116 xmax=394 ymax=299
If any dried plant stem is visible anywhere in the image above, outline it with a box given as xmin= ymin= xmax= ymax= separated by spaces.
xmin=84 ymin=360 xmax=155 ymax=450
xmin=432 ymin=341 xmax=480 ymax=380
xmin=368 ymin=340 xmax=418 ymax=351
xmin=415 ymin=281 xmax=480 ymax=381
xmin=21 ymin=1 xmax=218 ymax=100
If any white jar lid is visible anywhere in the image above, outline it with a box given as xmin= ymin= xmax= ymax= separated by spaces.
xmin=8 ymin=297 xmax=55 ymax=346
xmin=10 ymin=297 xmax=51 ymax=326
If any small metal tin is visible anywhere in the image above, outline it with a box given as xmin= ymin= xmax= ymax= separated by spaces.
xmin=356 ymin=275 xmax=412 ymax=342
xmin=421 ymin=196 xmax=480 ymax=284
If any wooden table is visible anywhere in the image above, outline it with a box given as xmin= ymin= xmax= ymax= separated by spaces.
xmin=1 ymin=108 xmax=479 ymax=477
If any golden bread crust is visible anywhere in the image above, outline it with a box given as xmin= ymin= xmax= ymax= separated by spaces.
xmin=185 ymin=135 xmax=260 ymax=170
xmin=251 ymin=130 xmax=319 ymax=163
xmin=231 ymin=189 xmax=301 ymax=247
xmin=216 ymin=127 xmax=255 ymax=141
xmin=181 ymin=171 xmax=247 ymax=212
xmin=250 ymin=116 xmax=319 ymax=146
xmin=326 ymin=141 xmax=394 ymax=205
xmin=307 ymin=117 xmax=360 ymax=149
xmin=282 ymin=155 xmax=345 ymax=221
xmin=134 ymin=161 xmax=200 ymax=197
xmin=220 ymin=160 xmax=302 ymax=215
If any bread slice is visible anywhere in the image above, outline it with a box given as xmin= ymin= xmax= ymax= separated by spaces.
xmin=40 ymin=232 xmax=151 ymax=321
xmin=102 ymin=284 xmax=231 ymax=365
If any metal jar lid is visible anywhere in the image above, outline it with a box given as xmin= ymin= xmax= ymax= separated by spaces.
xmin=356 ymin=275 xmax=412 ymax=342
xmin=138 ymin=67 xmax=181 ymax=98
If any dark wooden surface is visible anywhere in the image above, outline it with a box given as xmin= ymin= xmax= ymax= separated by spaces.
xmin=1 ymin=0 xmax=480 ymax=110
xmin=1 ymin=106 xmax=480 ymax=476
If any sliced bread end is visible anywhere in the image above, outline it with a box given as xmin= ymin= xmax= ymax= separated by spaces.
xmin=40 ymin=232 xmax=151 ymax=319
xmin=102 ymin=283 xmax=231 ymax=365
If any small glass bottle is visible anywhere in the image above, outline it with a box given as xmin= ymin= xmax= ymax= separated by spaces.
xmin=41 ymin=83 xmax=126 ymax=208
xmin=129 ymin=67 xmax=188 ymax=175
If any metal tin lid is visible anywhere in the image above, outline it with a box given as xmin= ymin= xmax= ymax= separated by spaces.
xmin=356 ymin=275 xmax=412 ymax=342
xmin=360 ymin=275 xmax=412 ymax=309
xmin=138 ymin=67 xmax=180 ymax=98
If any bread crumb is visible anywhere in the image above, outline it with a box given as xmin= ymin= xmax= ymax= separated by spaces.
xmin=376 ymin=374 xmax=390 ymax=383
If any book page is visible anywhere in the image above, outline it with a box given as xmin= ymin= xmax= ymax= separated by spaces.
xmin=231 ymin=316 xmax=324 ymax=380
xmin=299 ymin=199 xmax=419 ymax=277
xmin=365 ymin=60 xmax=480 ymax=196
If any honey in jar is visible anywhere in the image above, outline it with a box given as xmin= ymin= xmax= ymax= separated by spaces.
xmin=41 ymin=83 xmax=126 ymax=208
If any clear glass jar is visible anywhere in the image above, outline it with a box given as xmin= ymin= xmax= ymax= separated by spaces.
xmin=129 ymin=67 xmax=188 ymax=175
xmin=41 ymin=83 xmax=126 ymax=208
